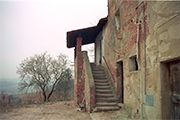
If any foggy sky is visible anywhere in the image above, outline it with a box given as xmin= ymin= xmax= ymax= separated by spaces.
xmin=0 ymin=0 xmax=107 ymax=78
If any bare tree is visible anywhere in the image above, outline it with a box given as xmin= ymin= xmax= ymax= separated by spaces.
xmin=56 ymin=68 xmax=73 ymax=100
xmin=17 ymin=52 xmax=72 ymax=102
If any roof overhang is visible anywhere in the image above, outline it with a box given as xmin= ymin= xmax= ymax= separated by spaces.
xmin=66 ymin=17 xmax=107 ymax=48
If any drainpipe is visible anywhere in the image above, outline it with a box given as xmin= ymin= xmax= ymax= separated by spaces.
xmin=136 ymin=22 xmax=141 ymax=84
xmin=136 ymin=1 xmax=146 ymax=120
xmin=136 ymin=1 xmax=146 ymax=94
xmin=137 ymin=22 xmax=144 ymax=120
xmin=142 ymin=1 xmax=147 ymax=96
xmin=136 ymin=23 xmax=141 ymax=68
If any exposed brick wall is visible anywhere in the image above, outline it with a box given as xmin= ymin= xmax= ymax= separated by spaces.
xmin=72 ymin=1 xmax=180 ymax=118
xmin=74 ymin=49 xmax=96 ymax=112
xmin=74 ymin=37 xmax=85 ymax=105
xmin=89 ymin=88 xmax=95 ymax=112
xmin=103 ymin=0 xmax=149 ymax=118
xmin=102 ymin=0 xmax=180 ymax=119
xmin=74 ymin=52 xmax=85 ymax=105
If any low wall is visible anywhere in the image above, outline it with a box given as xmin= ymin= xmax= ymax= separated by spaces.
xmin=82 ymin=51 xmax=95 ymax=113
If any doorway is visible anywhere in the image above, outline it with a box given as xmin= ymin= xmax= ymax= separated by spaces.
xmin=95 ymin=31 xmax=104 ymax=65
xmin=95 ymin=38 xmax=102 ymax=65
xmin=168 ymin=60 xmax=180 ymax=119
xmin=117 ymin=61 xmax=124 ymax=103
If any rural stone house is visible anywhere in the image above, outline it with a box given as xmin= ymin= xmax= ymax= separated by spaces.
xmin=66 ymin=1 xmax=180 ymax=119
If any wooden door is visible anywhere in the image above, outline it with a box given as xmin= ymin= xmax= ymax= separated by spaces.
xmin=169 ymin=60 xmax=180 ymax=119
xmin=117 ymin=61 xmax=124 ymax=103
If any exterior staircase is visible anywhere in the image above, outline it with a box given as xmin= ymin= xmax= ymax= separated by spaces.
xmin=90 ymin=63 xmax=120 ymax=112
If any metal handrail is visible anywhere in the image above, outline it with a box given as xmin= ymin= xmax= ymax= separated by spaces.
xmin=102 ymin=56 xmax=116 ymax=82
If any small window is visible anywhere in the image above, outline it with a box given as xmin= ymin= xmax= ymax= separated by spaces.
xmin=129 ymin=55 xmax=138 ymax=71
xmin=115 ymin=8 xmax=121 ymax=31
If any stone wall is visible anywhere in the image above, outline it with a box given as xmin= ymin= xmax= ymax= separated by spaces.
xmin=101 ymin=1 xmax=180 ymax=119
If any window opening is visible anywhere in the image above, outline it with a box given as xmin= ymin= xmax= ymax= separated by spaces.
xmin=115 ymin=8 xmax=121 ymax=31
xmin=129 ymin=55 xmax=138 ymax=71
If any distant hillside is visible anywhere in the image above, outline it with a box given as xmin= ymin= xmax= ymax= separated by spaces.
xmin=0 ymin=78 xmax=21 ymax=93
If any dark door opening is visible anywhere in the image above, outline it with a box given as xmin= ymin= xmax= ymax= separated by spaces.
xmin=117 ymin=61 xmax=124 ymax=103
xmin=99 ymin=39 xmax=102 ymax=64
xmin=168 ymin=60 xmax=180 ymax=119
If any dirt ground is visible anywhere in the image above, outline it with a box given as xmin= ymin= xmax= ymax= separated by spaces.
xmin=0 ymin=101 xmax=91 ymax=120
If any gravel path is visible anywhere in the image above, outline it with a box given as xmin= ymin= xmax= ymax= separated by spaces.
xmin=0 ymin=101 xmax=91 ymax=120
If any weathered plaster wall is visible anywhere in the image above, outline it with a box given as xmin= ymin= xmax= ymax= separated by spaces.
xmin=82 ymin=51 xmax=95 ymax=113
xmin=145 ymin=2 xmax=180 ymax=119
xmin=102 ymin=0 xmax=180 ymax=119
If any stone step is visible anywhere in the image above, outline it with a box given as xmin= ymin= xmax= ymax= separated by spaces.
xmin=96 ymin=102 xmax=118 ymax=107
xmin=96 ymin=89 xmax=112 ymax=94
xmin=91 ymin=68 xmax=104 ymax=73
xmin=93 ymin=73 xmax=106 ymax=75
xmin=95 ymin=85 xmax=111 ymax=89
xmin=93 ymin=73 xmax=106 ymax=77
xmin=94 ymin=77 xmax=108 ymax=80
xmin=94 ymin=79 xmax=108 ymax=82
xmin=96 ymin=97 xmax=116 ymax=102
xmin=95 ymin=80 xmax=108 ymax=84
xmin=93 ymin=74 xmax=106 ymax=77
xmin=91 ymin=65 xmax=102 ymax=68
xmin=96 ymin=93 xmax=114 ymax=97
xmin=93 ymin=106 xmax=119 ymax=112
xmin=91 ymin=65 xmax=100 ymax=68
xmin=94 ymin=76 xmax=107 ymax=79
xmin=92 ymin=71 xmax=105 ymax=74
xmin=95 ymin=82 xmax=110 ymax=86
xmin=91 ymin=63 xmax=120 ymax=112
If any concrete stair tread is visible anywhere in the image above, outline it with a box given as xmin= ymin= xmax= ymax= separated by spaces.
xmin=91 ymin=66 xmax=103 ymax=69
xmin=93 ymin=75 xmax=107 ymax=77
xmin=96 ymin=89 xmax=112 ymax=92
xmin=96 ymin=102 xmax=118 ymax=106
xmin=91 ymin=68 xmax=104 ymax=73
xmin=93 ymin=106 xmax=119 ymax=112
xmin=96 ymin=93 xmax=114 ymax=97
xmin=92 ymin=71 xmax=104 ymax=73
xmin=92 ymin=70 xmax=104 ymax=73
xmin=91 ymin=63 xmax=119 ymax=112
xmin=94 ymin=79 xmax=108 ymax=82
xmin=96 ymin=89 xmax=112 ymax=94
xmin=95 ymin=79 xmax=108 ymax=80
xmin=91 ymin=67 xmax=104 ymax=71
xmin=93 ymin=75 xmax=107 ymax=78
xmin=93 ymin=77 xmax=107 ymax=79
xmin=94 ymin=78 xmax=108 ymax=80
xmin=95 ymin=86 xmax=111 ymax=89
xmin=95 ymin=83 xmax=110 ymax=86
xmin=96 ymin=97 xmax=116 ymax=102
xmin=95 ymin=81 xmax=109 ymax=84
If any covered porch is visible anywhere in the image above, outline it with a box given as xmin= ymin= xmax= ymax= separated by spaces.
xmin=67 ymin=17 xmax=118 ymax=112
